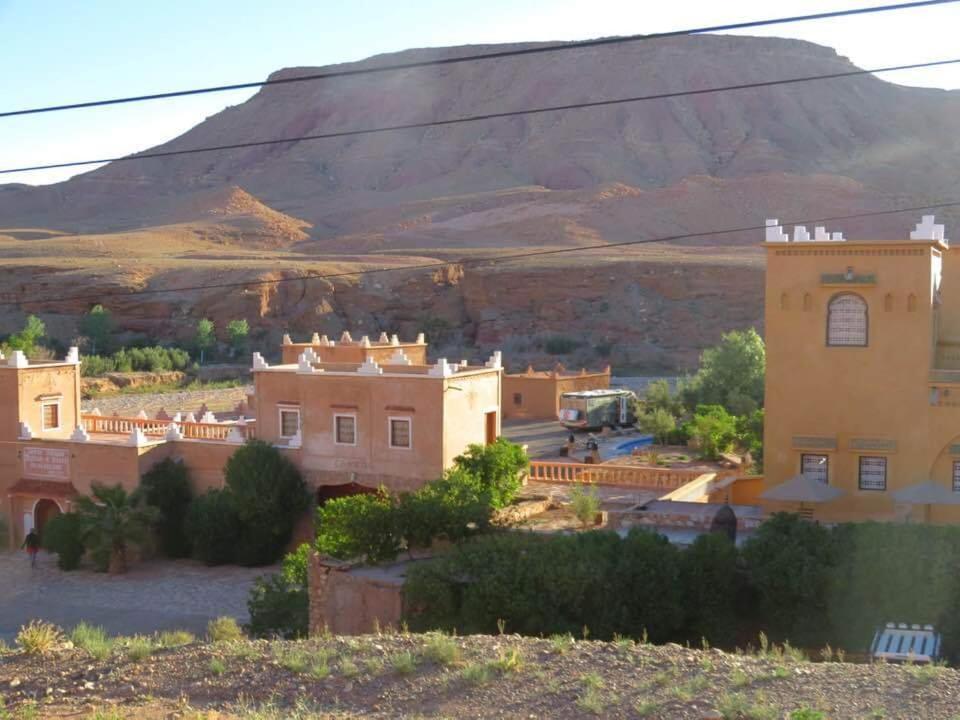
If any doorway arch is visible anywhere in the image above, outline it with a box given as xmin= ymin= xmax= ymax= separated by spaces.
xmin=32 ymin=498 xmax=62 ymax=537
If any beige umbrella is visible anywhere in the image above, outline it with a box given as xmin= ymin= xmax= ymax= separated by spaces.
xmin=760 ymin=473 xmax=843 ymax=517
xmin=892 ymin=480 xmax=960 ymax=523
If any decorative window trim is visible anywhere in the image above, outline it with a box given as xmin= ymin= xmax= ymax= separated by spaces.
xmin=388 ymin=416 xmax=413 ymax=450
xmin=334 ymin=413 xmax=357 ymax=446
xmin=801 ymin=453 xmax=829 ymax=485
xmin=858 ymin=456 xmax=887 ymax=491
xmin=41 ymin=399 xmax=61 ymax=431
xmin=953 ymin=460 xmax=960 ymax=493
xmin=277 ymin=406 xmax=301 ymax=439
xmin=826 ymin=292 xmax=868 ymax=347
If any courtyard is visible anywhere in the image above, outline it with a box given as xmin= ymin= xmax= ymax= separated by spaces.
xmin=0 ymin=550 xmax=272 ymax=643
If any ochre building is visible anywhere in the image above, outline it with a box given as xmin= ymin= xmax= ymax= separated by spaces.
xmin=763 ymin=215 xmax=960 ymax=522
xmin=1 ymin=335 xmax=503 ymax=547
xmin=502 ymin=364 xmax=611 ymax=421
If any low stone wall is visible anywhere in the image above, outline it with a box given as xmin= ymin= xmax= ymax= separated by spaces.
xmin=309 ymin=554 xmax=406 ymax=636
xmin=492 ymin=496 xmax=556 ymax=526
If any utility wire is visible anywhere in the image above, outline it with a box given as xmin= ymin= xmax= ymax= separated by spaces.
xmin=3 ymin=56 xmax=959 ymax=176
xmin=6 ymin=199 xmax=959 ymax=308
xmin=0 ymin=0 xmax=955 ymax=119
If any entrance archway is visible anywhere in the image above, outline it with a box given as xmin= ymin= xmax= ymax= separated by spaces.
xmin=33 ymin=498 xmax=62 ymax=537
xmin=317 ymin=482 xmax=378 ymax=506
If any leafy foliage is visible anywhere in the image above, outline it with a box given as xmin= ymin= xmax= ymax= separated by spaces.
xmin=184 ymin=489 xmax=241 ymax=566
xmin=681 ymin=328 xmax=765 ymax=415
xmin=41 ymin=512 xmax=86 ymax=570
xmin=79 ymin=304 xmax=114 ymax=355
xmin=678 ymin=533 xmax=738 ymax=646
xmin=685 ymin=404 xmax=738 ymax=460
xmin=73 ymin=484 xmax=159 ymax=574
xmin=195 ymin=318 xmax=216 ymax=364
xmin=544 ymin=336 xmax=583 ymax=355
xmin=81 ymin=345 xmax=191 ymax=376
xmin=140 ymin=458 xmax=194 ymax=558
xmin=227 ymin=318 xmax=249 ymax=356
xmin=316 ymin=490 xmax=401 ymax=563
xmin=6 ymin=315 xmax=46 ymax=354
xmin=568 ymin=483 xmax=601 ymax=527
xmin=453 ymin=438 xmax=529 ymax=510
xmin=636 ymin=407 xmax=677 ymax=445
xmin=225 ymin=440 xmax=310 ymax=566
xmin=246 ymin=544 xmax=311 ymax=639
xmin=736 ymin=409 xmax=765 ymax=472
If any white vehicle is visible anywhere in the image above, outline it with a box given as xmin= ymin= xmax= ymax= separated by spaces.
xmin=870 ymin=623 xmax=941 ymax=664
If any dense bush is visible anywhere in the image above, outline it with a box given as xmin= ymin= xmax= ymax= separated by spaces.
xmin=685 ymin=404 xmax=738 ymax=460
xmin=453 ymin=439 xmax=528 ymax=510
xmin=543 ymin=335 xmax=582 ymax=355
xmin=184 ymin=489 xmax=241 ymax=566
xmin=316 ymin=490 xmax=401 ymax=563
xmin=140 ymin=459 xmax=193 ymax=558
xmin=225 ymin=440 xmax=310 ymax=566
xmin=246 ymin=544 xmax=311 ymax=639
xmin=681 ymin=328 xmax=765 ymax=415
xmin=74 ymin=484 xmax=159 ymax=574
xmin=81 ymin=345 xmax=191 ymax=376
xmin=41 ymin=512 xmax=86 ymax=570
xmin=678 ymin=533 xmax=739 ymax=647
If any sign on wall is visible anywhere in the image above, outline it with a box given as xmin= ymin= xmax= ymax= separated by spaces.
xmin=22 ymin=447 xmax=70 ymax=480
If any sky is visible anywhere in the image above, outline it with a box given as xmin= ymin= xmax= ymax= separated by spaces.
xmin=1 ymin=0 xmax=959 ymax=186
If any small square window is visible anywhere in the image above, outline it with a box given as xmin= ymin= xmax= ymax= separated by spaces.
xmin=513 ymin=393 xmax=523 ymax=406
xmin=858 ymin=456 xmax=887 ymax=491
xmin=335 ymin=415 xmax=356 ymax=445
xmin=390 ymin=418 xmax=411 ymax=449
xmin=279 ymin=408 xmax=300 ymax=438
xmin=801 ymin=454 xmax=829 ymax=485
xmin=42 ymin=401 xmax=60 ymax=431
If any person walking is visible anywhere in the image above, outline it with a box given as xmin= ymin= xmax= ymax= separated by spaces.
xmin=21 ymin=529 xmax=40 ymax=569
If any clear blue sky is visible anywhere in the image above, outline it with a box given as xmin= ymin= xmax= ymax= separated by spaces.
xmin=2 ymin=0 xmax=959 ymax=186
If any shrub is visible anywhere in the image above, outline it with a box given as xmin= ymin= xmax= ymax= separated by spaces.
xmin=121 ymin=635 xmax=157 ymax=661
xmin=184 ymin=489 xmax=241 ymax=566
xmin=637 ymin=407 xmax=677 ymax=445
xmin=452 ymin=438 xmax=528 ymax=510
xmin=140 ymin=458 xmax=193 ymax=558
xmin=679 ymin=533 xmax=738 ymax=647
xmin=42 ymin=512 xmax=85 ymax=570
xmin=208 ymin=616 xmax=244 ymax=643
xmin=74 ymin=484 xmax=159 ymax=574
xmin=157 ymin=630 xmax=195 ymax=647
xmin=544 ymin=336 xmax=582 ymax=355
xmin=16 ymin=620 xmax=62 ymax=655
xmin=225 ymin=440 xmax=310 ymax=566
xmin=681 ymin=328 xmax=765 ymax=415
xmin=397 ymin=469 xmax=491 ymax=549
xmin=80 ymin=345 xmax=192 ymax=376
xmin=686 ymin=404 xmax=738 ymax=460
xmin=246 ymin=544 xmax=311 ymax=639
xmin=316 ymin=490 xmax=400 ymax=563
xmin=568 ymin=484 xmax=601 ymax=527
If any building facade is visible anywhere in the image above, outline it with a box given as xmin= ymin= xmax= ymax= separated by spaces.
xmin=502 ymin=364 xmax=611 ymax=421
xmin=1 ymin=334 xmax=503 ymax=547
xmin=763 ymin=215 xmax=960 ymax=522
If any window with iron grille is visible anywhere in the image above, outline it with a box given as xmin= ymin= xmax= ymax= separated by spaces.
xmin=858 ymin=456 xmax=887 ymax=491
xmin=389 ymin=418 xmax=411 ymax=449
xmin=513 ymin=393 xmax=523 ymax=406
xmin=801 ymin=454 xmax=829 ymax=484
xmin=953 ymin=461 xmax=960 ymax=492
xmin=335 ymin=415 xmax=356 ymax=445
xmin=827 ymin=294 xmax=868 ymax=346
xmin=279 ymin=408 xmax=300 ymax=438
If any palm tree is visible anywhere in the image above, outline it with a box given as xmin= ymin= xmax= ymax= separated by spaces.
xmin=74 ymin=484 xmax=159 ymax=574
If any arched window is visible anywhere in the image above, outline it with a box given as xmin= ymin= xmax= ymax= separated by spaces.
xmin=827 ymin=293 xmax=868 ymax=346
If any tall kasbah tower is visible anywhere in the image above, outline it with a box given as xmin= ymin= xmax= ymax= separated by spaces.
xmin=761 ymin=215 xmax=960 ymax=523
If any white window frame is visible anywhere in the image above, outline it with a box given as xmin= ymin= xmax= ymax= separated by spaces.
xmin=277 ymin=406 xmax=301 ymax=439
xmin=334 ymin=413 xmax=357 ymax=446
xmin=41 ymin=399 xmax=61 ymax=431
xmin=827 ymin=293 xmax=868 ymax=347
xmin=858 ymin=456 xmax=887 ymax=491
xmin=388 ymin=416 xmax=413 ymax=450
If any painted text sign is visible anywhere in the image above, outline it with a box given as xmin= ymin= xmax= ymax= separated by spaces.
xmin=22 ymin=447 xmax=70 ymax=480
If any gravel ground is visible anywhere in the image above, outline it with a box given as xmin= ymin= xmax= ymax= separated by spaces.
xmin=2 ymin=632 xmax=959 ymax=718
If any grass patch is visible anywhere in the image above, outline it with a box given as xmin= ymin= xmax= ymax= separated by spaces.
xmin=422 ymin=632 xmax=461 ymax=666
xmin=635 ymin=700 xmax=659 ymax=717
xmin=549 ymin=633 xmax=575 ymax=654
xmin=718 ymin=692 xmax=778 ymax=720
xmin=908 ymin=662 xmax=943 ymax=685
xmin=576 ymin=686 xmax=606 ymax=714
xmin=208 ymin=657 xmax=227 ymax=676
xmin=120 ymin=635 xmax=157 ymax=662
xmin=207 ymin=616 xmax=244 ymax=643
xmin=339 ymin=658 xmax=360 ymax=678
xmin=489 ymin=645 xmax=524 ymax=674
xmin=224 ymin=640 xmax=260 ymax=661
xmin=790 ymin=710 xmax=827 ymax=720
xmin=16 ymin=621 xmax=62 ymax=656
xmin=70 ymin=622 xmax=113 ymax=660
xmin=459 ymin=662 xmax=493 ymax=685
xmin=391 ymin=650 xmax=418 ymax=675
xmin=157 ymin=630 xmax=195 ymax=648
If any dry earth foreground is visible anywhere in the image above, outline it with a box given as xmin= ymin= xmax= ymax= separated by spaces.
xmin=2 ymin=631 xmax=959 ymax=719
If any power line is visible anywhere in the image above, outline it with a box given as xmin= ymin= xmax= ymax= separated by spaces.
xmin=7 ymin=199 xmax=959 ymax=308
xmin=3 ymin=55 xmax=959 ymax=176
xmin=0 ymin=0 xmax=955 ymax=119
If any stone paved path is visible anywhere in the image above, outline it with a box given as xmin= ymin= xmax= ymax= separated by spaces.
xmin=0 ymin=551 xmax=275 ymax=643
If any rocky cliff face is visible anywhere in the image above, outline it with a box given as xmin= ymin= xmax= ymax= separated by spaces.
xmin=0 ymin=34 xmax=956 ymax=369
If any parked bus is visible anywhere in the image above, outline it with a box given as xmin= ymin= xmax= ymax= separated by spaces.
xmin=558 ymin=388 xmax=636 ymax=430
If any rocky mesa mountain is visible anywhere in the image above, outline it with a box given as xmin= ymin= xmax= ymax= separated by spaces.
xmin=1 ymin=34 xmax=959 ymax=369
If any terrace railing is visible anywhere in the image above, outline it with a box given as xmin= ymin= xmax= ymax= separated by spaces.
xmin=81 ymin=414 xmax=256 ymax=442
xmin=528 ymin=460 xmax=707 ymax=490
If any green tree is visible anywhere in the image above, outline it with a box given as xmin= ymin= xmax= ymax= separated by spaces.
xmin=679 ymin=533 xmax=738 ymax=646
xmin=184 ymin=489 xmax=240 ymax=565
xmin=195 ymin=318 xmax=216 ymax=364
xmin=226 ymin=319 xmax=249 ymax=357
xmin=682 ymin=328 xmax=765 ymax=415
xmin=246 ymin=543 xmax=311 ymax=639
xmin=79 ymin=305 xmax=113 ymax=355
xmin=643 ymin=379 xmax=683 ymax=417
xmin=638 ymin=407 xmax=677 ymax=445
xmin=140 ymin=458 xmax=193 ymax=558
xmin=452 ymin=438 xmax=529 ymax=510
xmin=74 ymin=484 xmax=159 ymax=574
xmin=316 ymin=490 xmax=401 ymax=563
xmin=225 ymin=440 xmax=310 ymax=566
xmin=7 ymin=315 xmax=46 ymax=354
xmin=686 ymin=404 xmax=738 ymax=460
xmin=41 ymin=512 xmax=86 ymax=571
xmin=736 ymin=409 xmax=765 ymax=472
